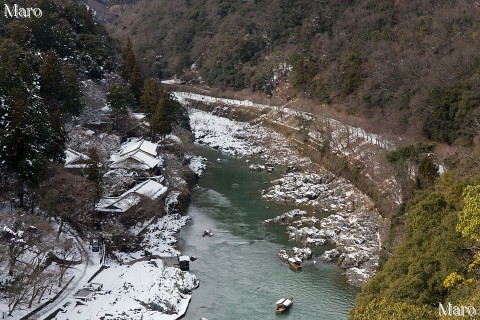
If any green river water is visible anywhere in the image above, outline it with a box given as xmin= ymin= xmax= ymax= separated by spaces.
xmin=179 ymin=146 xmax=358 ymax=320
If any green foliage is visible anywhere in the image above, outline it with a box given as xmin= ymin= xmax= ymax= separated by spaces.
xmin=0 ymin=86 xmax=60 ymax=186
xmin=150 ymin=99 xmax=173 ymax=141
xmin=423 ymin=86 xmax=480 ymax=144
xmin=386 ymin=143 xmax=436 ymax=197
xmin=107 ymin=84 xmax=135 ymax=130
xmin=111 ymin=0 xmax=480 ymax=140
xmin=351 ymin=298 xmax=437 ymax=320
xmin=342 ymin=53 xmax=363 ymax=96
xmin=85 ymin=148 xmax=102 ymax=199
xmin=386 ymin=143 xmax=435 ymax=164
xmin=6 ymin=1 xmax=114 ymax=78
xmin=416 ymin=156 xmax=439 ymax=189
xmin=290 ymin=53 xmax=318 ymax=93
xmin=355 ymin=186 xmax=466 ymax=310
xmin=107 ymin=85 xmax=134 ymax=113
xmin=61 ymin=64 xmax=83 ymax=116
xmin=121 ymin=38 xmax=143 ymax=100
xmin=149 ymin=92 xmax=178 ymax=140
xmin=140 ymin=78 xmax=163 ymax=116
xmin=457 ymin=185 xmax=480 ymax=242
xmin=201 ymin=34 xmax=266 ymax=88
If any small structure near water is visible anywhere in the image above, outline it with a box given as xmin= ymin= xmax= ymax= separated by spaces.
xmin=275 ymin=298 xmax=293 ymax=314
xmin=202 ymin=229 xmax=214 ymax=237
xmin=288 ymin=257 xmax=302 ymax=271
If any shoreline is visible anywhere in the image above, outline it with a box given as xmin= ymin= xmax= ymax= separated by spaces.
xmin=182 ymin=95 xmax=384 ymax=287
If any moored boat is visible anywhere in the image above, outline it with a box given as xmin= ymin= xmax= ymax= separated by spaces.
xmin=288 ymin=257 xmax=302 ymax=270
xmin=275 ymin=298 xmax=293 ymax=314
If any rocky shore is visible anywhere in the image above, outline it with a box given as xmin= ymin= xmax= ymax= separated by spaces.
xmin=182 ymin=96 xmax=384 ymax=286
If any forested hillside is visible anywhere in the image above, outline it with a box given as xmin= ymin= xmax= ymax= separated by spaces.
xmin=0 ymin=0 xmax=115 ymax=193
xmin=104 ymin=0 xmax=480 ymax=144
xmin=0 ymin=1 xmax=195 ymax=316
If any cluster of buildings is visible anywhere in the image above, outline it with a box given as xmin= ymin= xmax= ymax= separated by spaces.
xmin=65 ymin=138 xmax=167 ymax=214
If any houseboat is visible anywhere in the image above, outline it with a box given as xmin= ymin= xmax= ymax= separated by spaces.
xmin=275 ymin=298 xmax=293 ymax=314
xmin=288 ymin=257 xmax=302 ymax=270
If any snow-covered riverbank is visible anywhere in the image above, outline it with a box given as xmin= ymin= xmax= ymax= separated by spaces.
xmin=181 ymin=97 xmax=383 ymax=286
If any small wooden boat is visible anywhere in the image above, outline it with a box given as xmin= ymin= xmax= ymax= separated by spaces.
xmin=202 ymin=229 xmax=214 ymax=237
xmin=275 ymin=297 xmax=293 ymax=314
xmin=288 ymin=257 xmax=302 ymax=270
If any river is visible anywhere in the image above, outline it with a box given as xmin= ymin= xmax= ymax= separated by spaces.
xmin=179 ymin=146 xmax=358 ymax=320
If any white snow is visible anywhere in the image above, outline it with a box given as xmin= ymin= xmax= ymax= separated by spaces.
xmin=120 ymin=138 xmax=158 ymax=157
xmin=64 ymin=148 xmax=90 ymax=168
xmin=53 ymin=261 xmax=198 ymax=320
xmin=96 ymin=179 xmax=167 ymax=213
xmin=187 ymin=155 xmax=207 ymax=176
xmin=189 ymin=109 xmax=263 ymax=157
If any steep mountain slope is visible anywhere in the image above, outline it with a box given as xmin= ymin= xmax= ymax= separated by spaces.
xmin=98 ymin=0 xmax=480 ymax=144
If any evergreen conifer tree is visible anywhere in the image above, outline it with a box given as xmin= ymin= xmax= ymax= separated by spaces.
xmin=85 ymin=147 xmax=102 ymax=201
xmin=140 ymin=78 xmax=163 ymax=116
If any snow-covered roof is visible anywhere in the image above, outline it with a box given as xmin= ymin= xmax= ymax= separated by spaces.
xmin=120 ymin=138 xmax=158 ymax=157
xmin=109 ymin=138 xmax=162 ymax=170
xmin=96 ymin=179 xmax=167 ymax=213
xmin=75 ymin=288 xmax=95 ymax=300
xmin=131 ymin=113 xmax=146 ymax=120
xmin=276 ymin=298 xmax=292 ymax=306
xmin=111 ymin=150 xmax=162 ymax=170
xmin=179 ymin=256 xmax=190 ymax=262
xmin=134 ymin=180 xmax=168 ymax=199
xmin=65 ymin=148 xmax=90 ymax=168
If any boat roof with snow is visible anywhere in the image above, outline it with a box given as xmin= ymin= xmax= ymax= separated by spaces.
xmin=276 ymin=298 xmax=293 ymax=307
xmin=288 ymin=257 xmax=302 ymax=264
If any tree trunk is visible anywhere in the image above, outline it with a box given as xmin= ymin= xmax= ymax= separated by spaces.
xmin=57 ymin=219 xmax=64 ymax=239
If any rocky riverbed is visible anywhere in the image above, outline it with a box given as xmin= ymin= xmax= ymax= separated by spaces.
xmin=182 ymin=97 xmax=384 ymax=286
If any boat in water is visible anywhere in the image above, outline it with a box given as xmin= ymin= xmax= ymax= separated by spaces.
xmin=275 ymin=297 xmax=293 ymax=314
xmin=288 ymin=257 xmax=302 ymax=270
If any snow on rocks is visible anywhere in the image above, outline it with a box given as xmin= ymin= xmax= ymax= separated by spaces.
xmin=189 ymin=109 xmax=263 ymax=157
xmin=277 ymin=249 xmax=290 ymax=261
xmin=118 ymin=213 xmax=191 ymax=263
xmin=187 ymin=107 xmax=308 ymax=168
xmin=179 ymin=91 xmax=383 ymax=286
xmin=291 ymin=247 xmax=312 ymax=260
xmin=185 ymin=154 xmax=207 ymax=177
xmin=321 ymin=249 xmax=340 ymax=261
xmin=276 ymin=247 xmax=312 ymax=262
xmin=268 ymin=203 xmax=381 ymax=286
xmin=165 ymin=192 xmax=181 ymax=214
xmin=263 ymin=209 xmax=307 ymax=224
xmin=140 ymin=214 xmax=190 ymax=258
xmin=262 ymin=171 xmax=360 ymax=208
xmin=174 ymin=91 xmax=270 ymax=111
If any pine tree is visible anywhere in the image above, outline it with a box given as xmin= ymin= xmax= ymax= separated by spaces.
xmin=121 ymin=38 xmax=143 ymax=101
xmin=121 ymin=38 xmax=136 ymax=81
xmin=61 ymin=64 xmax=83 ymax=115
xmin=47 ymin=111 xmax=67 ymax=164
xmin=130 ymin=62 xmax=143 ymax=101
xmin=140 ymin=78 xmax=163 ymax=116
xmin=150 ymin=98 xmax=173 ymax=141
xmin=0 ymin=90 xmax=56 ymax=188
xmin=39 ymin=50 xmax=62 ymax=108
xmin=85 ymin=148 xmax=102 ymax=200
xmin=107 ymin=84 xmax=134 ymax=130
